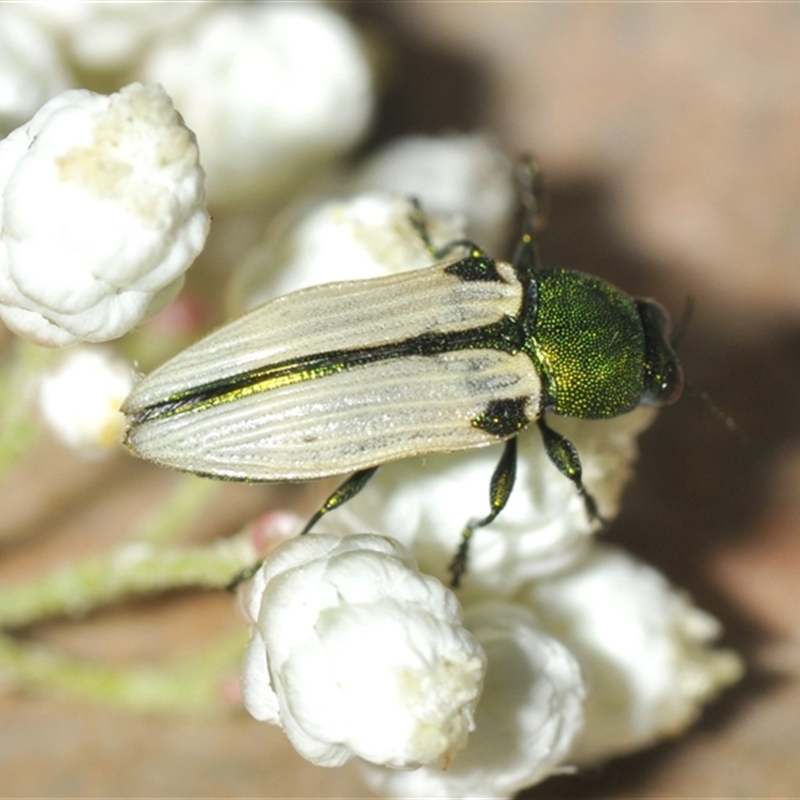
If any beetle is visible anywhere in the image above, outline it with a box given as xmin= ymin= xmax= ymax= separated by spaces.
xmin=123 ymin=159 xmax=683 ymax=585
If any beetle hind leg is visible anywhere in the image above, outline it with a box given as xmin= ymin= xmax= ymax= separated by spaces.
xmin=225 ymin=467 xmax=380 ymax=591
xmin=449 ymin=437 xmax=518 ymax=588
xmin=301 ymin=466 xmax=380 ymax=535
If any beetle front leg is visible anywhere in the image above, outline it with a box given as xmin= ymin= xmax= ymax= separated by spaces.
xmin=449 ymin=437 xmax=518 ymax=588
xmin=536 ymin=417 xmax=605 ymax=523
xmin=408 ymin=198 xmax=487 ymax=261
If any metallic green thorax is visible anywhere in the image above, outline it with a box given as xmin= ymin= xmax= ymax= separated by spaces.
xmin=525 ymin=268 xmax=648 ymax=419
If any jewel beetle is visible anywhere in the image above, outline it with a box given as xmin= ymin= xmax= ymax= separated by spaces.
xmin=123 ymin=159 xmax=683 ymax=585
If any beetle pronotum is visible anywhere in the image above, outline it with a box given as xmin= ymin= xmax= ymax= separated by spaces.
xmin=123 ymin=159 xmax=683 ymax=585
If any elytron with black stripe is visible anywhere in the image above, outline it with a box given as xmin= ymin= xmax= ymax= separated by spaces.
xmin=123 ymin=159 xmax=683 ymax=585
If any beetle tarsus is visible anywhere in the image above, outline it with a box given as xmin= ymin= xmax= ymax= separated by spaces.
xmin=449 ymin=529 xmax=473 ymax=588
xmin=579 ymin=486 xmax=606 ymax=525
xmin=225 ymin=560 xmax=263 ymax=592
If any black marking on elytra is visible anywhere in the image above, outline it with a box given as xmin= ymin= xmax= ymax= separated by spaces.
xmin=472 ymin=397 xmax=530 ymax=438
xmin=445 ymin=255 xmax=504 ymax=283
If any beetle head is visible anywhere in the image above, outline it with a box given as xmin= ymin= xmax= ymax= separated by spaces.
xmin=637 ymin=299 xmax=684 ymax=407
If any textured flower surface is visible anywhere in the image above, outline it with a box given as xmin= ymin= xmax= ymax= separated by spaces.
xmin=0 ymin=82 xmax=208 ymax=346
xmin=350 ymin=134 xmax=517 ymax=255
xmin=11 ymin=2 xmax=208 ymax=71
xmin=240 ymin=533 xmax=486 ymax=769
xmin=523 ymin=544 xmax=744 ymax=764
xmin=362 ymin=602 xmax=585 ymax=799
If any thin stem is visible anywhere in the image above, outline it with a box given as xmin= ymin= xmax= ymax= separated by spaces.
xmin=0 ymin=629 xmax=247 ymax=714
xmin=0 ymin=535 xmax=255 ymax=630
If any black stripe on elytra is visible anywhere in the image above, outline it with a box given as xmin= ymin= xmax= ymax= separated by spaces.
xmin=133 ymin=314 xmax=528 ymax=423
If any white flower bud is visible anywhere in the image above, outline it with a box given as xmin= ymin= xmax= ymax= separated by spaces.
xmin=141 ymin=3 xmax=373 ymax=207
xmin=0 ymin=8 xmax=72 ymax=136
xmin=522 ymin=544 xmax=744 ymax=765
xmin=351 ymin=134 xmax=517 ymax=254
xmin=240 ymin=533 xmax=485 ymax=769
xmin=0 ymin=83 xmax=209 ymax=347
xmin=362 ymin=602 xmax=585 ymax=799
xmin=37 ymin=346 xmax=135 ymax=456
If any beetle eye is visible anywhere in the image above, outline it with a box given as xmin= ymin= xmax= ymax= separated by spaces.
xmin=637 ymin=300 xmax=684 ymax=407
xmin=651 ymin=356 xmax=684 ymax=406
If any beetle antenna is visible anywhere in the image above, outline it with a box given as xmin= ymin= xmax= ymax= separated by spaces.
xmin=671 ymin=295 xmax=695 ymax=351
xmin=517 ymin=155 xmax=549 ymax=237
xmin=514 ymin=155 xmax=550 ymax=274
xmin=686 ymin=381 xmax=746 ymax=443
xmin=665 ymin=298 xmax=744 ymax=440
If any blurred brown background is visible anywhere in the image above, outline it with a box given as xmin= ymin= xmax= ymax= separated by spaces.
xmin=2 ymin=3 xmax=799 ymax=797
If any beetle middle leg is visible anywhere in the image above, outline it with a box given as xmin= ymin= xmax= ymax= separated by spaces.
xmin=300 ymin=466 xmax=380 ymax=535
xmin=449 ymin=437 xmax=518 ymax=588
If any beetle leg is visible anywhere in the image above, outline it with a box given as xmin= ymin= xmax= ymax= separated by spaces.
xmin=536 ymin=417 xmax=605 ymax=524
xmin=449 ymin=436 xmax=518 ymax=588
xmin=300 ymin=466 xmax=381 ymax=535
xmin=408 ymin=197 xmax=487 ymax=260
xmin=225 ymin=467 xmax=380 ymax=591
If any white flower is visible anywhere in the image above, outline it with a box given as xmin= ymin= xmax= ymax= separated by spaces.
xmin=351 ymin=134 xmax=517 ymax=255
xmin=0 ymin=83 xmax=209 ymax=347
xmin=37 ymin=346 xmax=135 ymax=456
xmin=522 ymin=544 xmax=744 ymax=765
xmin=363 ymin=602 xmax=585 ymax=799
xmin=229 ymin=193 xmax=465 ymax=313
xmin=0 ymin=8 xmax=72 ymax=137
xmin=14 ymin=2 xmax=210 ymax=71
xmin=321 ymin=407 xmax=656 ymax=600
xmin=228 ymin=135 xmax=516 ymax=313
xmin=240 ymin=533 xmax=485 ymax=769
xmin=141 ymin=2 xmax=373 ymax=207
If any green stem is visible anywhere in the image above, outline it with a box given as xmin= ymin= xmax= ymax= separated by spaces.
xmin=0 ymin=535 xmax=255 ymax=630
xmin=0 ymin=629 xmax=248 ymax=714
